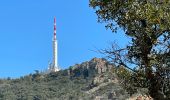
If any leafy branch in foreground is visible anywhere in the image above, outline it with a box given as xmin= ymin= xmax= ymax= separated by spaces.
xmin=90 ymin=0 xmax=170 ymax=99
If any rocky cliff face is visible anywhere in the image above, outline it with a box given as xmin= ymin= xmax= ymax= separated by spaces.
xmin=66 ymin=58 xmax=130 ymax=99
xmin=68 ymin=58 xmax=114 ymax=78
xmin=67 ymin=58 xmax=152 ymax=100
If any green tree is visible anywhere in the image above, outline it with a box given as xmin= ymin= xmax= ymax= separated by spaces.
xmin=90 ymin=0 xmax=170 ymax=99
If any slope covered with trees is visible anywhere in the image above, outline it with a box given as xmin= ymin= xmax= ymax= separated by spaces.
xmin=0 ymin=58 xmax=131 ymax=100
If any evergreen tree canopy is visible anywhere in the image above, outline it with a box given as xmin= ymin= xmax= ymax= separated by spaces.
xmin=90 ymin=0 xmax=170 ymax=99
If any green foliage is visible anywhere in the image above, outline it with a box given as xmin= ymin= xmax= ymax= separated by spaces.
xmin=90 ymin=0 xmax=170 ymax=99
xmin=0 ymin=71 xmax=89 ymax=100
xmin=0 ymin=58 xmax=132 ymax=100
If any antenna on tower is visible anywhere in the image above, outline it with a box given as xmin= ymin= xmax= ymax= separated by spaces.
xmin=47 ymin=17 xmax=60 ymax=72
xmin=54 ymin=17 xmax=57 ymax=39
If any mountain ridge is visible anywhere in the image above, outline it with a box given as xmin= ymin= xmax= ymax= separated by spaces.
xmin=0 ymin=57 xmax=149 ymax=100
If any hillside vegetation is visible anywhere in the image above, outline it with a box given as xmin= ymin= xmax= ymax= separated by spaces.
xmin=0 ymin=58 xmax=150 ymax=100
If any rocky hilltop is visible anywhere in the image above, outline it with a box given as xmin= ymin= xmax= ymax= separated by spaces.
xmin=0 ymin=58 xmax=149 ymax=100
xmin=67 ymin=58 xmax=129 ymax=99
xmin=68 ymin=58 xmax=113 ymax=77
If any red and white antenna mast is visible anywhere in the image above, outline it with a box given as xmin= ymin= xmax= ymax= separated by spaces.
xmin=54 ymin=17 xmax=57 ymax=40
xmin=52 ymin=17 xmax=59 ymax=72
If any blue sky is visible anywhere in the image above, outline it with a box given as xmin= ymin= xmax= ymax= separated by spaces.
xmin=0 ymin=0 xmax=129 ymax=78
